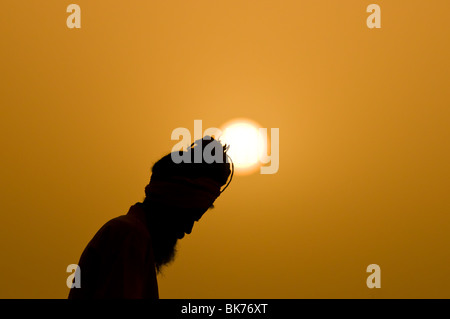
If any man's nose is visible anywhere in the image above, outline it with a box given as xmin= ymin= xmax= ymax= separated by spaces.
xmin=184 ymin=221 xmax=195 ymax=234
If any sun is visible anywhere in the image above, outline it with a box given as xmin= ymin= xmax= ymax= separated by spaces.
xmin=219 ymin=118 xmax=266 ymax=175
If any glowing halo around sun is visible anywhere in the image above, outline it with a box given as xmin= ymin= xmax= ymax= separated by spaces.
xmin=219 ymin=118 xmax=267 ymax=175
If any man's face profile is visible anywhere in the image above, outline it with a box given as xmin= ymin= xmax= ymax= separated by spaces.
xmin=144 ymin=137 xmax=232 ymax=273
xmin=149 ymin=204 xmax=210 ymax=272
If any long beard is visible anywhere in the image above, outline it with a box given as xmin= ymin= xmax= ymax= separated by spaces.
xmin=152 ymin=234 xmax=178 ymax=273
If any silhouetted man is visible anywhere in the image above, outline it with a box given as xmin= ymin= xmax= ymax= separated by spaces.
xmin=68 ymin=137 xmax=232 ymax=299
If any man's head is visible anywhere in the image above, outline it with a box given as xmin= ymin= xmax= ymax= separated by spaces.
xmin=143 ymin=136 xmax=232 ymax=272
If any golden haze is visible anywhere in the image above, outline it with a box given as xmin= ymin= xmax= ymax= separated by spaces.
xmin=0 ymin=1 xmax=449 ymax=298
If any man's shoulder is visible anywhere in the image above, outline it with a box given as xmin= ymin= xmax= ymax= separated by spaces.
xmin=86 ymin=213 xmax=149 ymax=249
xmin=100 ymin=214 xmax=149 ymax=237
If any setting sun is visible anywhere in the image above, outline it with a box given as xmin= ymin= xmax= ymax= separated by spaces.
xmin=219 ymin=119 xmax=267 ymax=174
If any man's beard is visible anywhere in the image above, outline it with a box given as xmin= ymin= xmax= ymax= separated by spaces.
xmin=152 ymin=233 xmax=178 ymax=273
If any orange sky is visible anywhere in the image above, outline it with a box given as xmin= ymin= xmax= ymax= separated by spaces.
xmin=1 ymin=1 xmax=449 ymax=298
